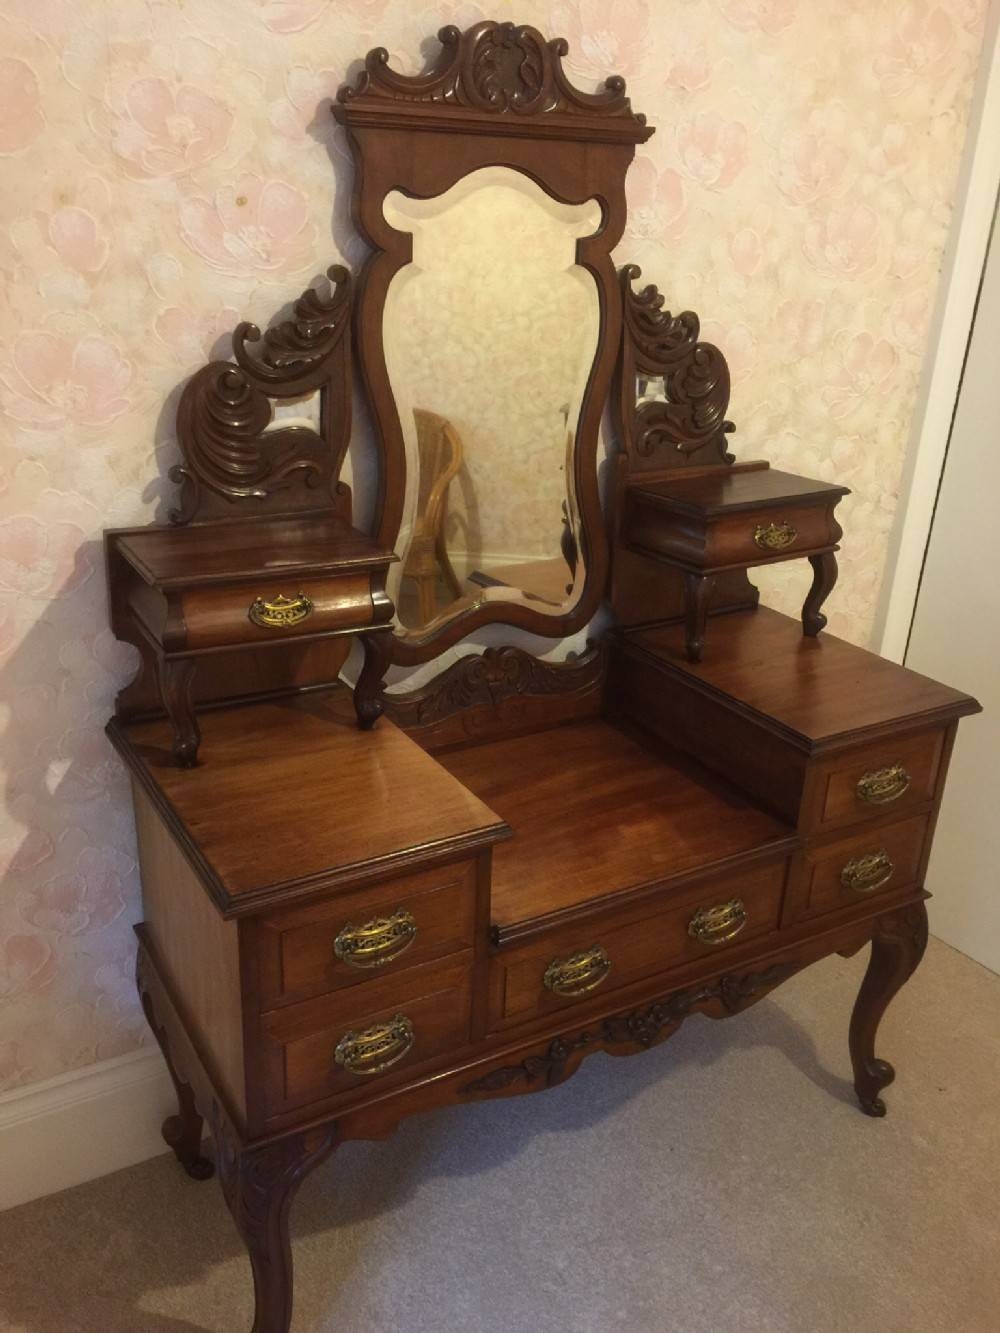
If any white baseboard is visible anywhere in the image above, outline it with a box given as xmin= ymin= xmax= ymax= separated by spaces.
xmin=0 ymin=1048 xmax=175 ymax=1212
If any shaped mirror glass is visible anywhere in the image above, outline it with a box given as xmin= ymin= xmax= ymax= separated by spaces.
xmin=382 ymin=167 xmax=602 ymax=634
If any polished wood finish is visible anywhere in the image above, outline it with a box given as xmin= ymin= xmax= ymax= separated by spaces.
xmin=108 ymin=689 xmax=508 ymax=917
xmin=260 ymin=954 xmax=473 ymax=1116
xmin=132 ymin=782 xmax=246 ymax=1117
xmin=850 ymin=901 xmax=929 ymax=1116
xmin=487 ymin=859 xmax=786 ymax=1031
xmin=106 ymin=21 xmax=984 ymax=1333
xmin=256 ymin=858 xmax=477 ymax=1009
xmin=107 ymin=515 xmax=397 ymax=765
xmin=792 ymin=813 xmax=930 ymax=922
xmin=622 ymin=467 xmax=848 ymax=660
xmin=334 ymin=22 xmax=652 ymax=667
xmin=171 ymin=265 xmax=352 ymax=526
xmin=437 ymin=719 xmax=794 ymax=932
xmin=382 ymin=643 xmax=606 ymax=752
xmin=620 ymin=607 xmax=979 ymax=750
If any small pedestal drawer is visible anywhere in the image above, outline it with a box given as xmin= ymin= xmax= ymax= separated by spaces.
xmin=254 ymin=859 xmax=477 ymax=1009
xmin=792 ymin=814 xmax=930 ymax=922
xmin=258 ymin=953 xmax=472 ymax=1117
xmin=804 ymin=728 xmax=945 ymax=834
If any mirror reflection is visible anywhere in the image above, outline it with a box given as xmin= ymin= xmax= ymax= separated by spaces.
xmin=382 ymin=168 xmax=602 ymax=633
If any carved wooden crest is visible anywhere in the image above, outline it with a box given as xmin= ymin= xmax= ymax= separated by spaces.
xmin=171 ymin=265 xmax=353 ymax=524
xmin=337 ymin=21 xmax=650 ymax=140
xmin=383 ymin=643 xmax=607 ymax=749
xmin=616 ymin=263 xmax=735 ymax=472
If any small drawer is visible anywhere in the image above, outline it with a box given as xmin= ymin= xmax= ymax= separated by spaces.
xmin=489 ymin=860 xmax=787 ymax=1031
xmin=259 ymin=954 xmax=472 ymax=1115
xmin=808 ymin=729 xmax=944 ymax=833
xmin=178 ymin=572 xmax=378 ymax=651
xmin=794 ymin=814 xmax=929 ymax=922
xmin=707 ymin=503 xmax=839 ymax=568
xmin=255 ymin=860 xmax=477 ymax=1009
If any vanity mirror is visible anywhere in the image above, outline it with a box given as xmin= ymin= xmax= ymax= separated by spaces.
xmin=334 ymin=22 xmax=653 ymax=666
xmin=103 ymin=19 xmax=980 ymax=1333
xmin=383 ymin=168 xmax=601 ymax=631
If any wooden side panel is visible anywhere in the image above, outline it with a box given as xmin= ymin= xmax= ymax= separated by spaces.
xmin=132 ymin=781 xmax=246 ymax=1117
xmin=607 ymin=643 xmax=806 ymax=823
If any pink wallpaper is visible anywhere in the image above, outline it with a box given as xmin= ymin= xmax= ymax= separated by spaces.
xmin=0 ymin=0 xmax=988 ymax=1094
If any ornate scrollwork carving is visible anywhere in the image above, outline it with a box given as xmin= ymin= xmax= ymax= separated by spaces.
xmin=461 ymin=962 xmax=797 ymax=1095
xmin=171 ymin=265 xmax=352 ymax=524
xmin=384 ymin=643 xmax=607 ymax=733
xmin=337 ymin=22 xmax=644 ymax=125
xmin=620 ymin=263 xmax=735 ymax=468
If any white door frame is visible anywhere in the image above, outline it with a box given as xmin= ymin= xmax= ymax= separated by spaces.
xmin=875 ymin=4 xmax=1000 ymax=663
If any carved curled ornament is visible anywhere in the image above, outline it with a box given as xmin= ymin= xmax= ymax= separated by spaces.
xmin=385 ymin=643 xmax=606 ymax=731
xmin=875 ymin=901 xmax=930 ymax=957
xmin=337 ymin=21 xmax=645 ymax=124
xmin=171 ymin=265 xmax=352 ymax=523
xmin=622 ymin=263 xmax=735 ymax=465
xmin=461 ymin=962 xmax=796 ymax=1094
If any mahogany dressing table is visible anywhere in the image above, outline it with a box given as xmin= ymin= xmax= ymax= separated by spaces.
xmin=103 ymin=23 xmax=981 ymax=1333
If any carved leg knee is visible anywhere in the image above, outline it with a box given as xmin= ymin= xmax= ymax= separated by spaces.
xmin=216 ymin=1126 xmax=337 ymax=1333
xmin=849 ymin=902 xmax=928 ymax=1117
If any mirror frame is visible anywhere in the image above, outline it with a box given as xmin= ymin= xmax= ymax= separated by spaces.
xmin=334 ymin=21 xmax=653 ymax=667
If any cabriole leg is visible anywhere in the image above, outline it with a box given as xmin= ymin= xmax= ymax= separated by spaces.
xmin=802 ymin=550 xmax=838 ymax=637
xmin=155 ymin=655 xmax=201 ymax=767
xmin=354 ymin=631 xmax=390 ymax=730
xmin=217 ymin=1128 xmax=338 ymax=1333
xmin=137 ymin=980 xmax=213 ymax=1180
xmin=849 ymin=901 xmax=929 ymax=1117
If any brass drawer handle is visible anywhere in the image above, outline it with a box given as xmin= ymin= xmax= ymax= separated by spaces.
xmin=334 ymin=1014 xmax=414 ymax=1076
xmin=688 ymin=899 xmax=748 ymax=946
xmin=334 ymin=909 xmax=417 ymax=970
xmin=248 ymin=592 xmax=314 ymax=629
xmin=753 ymin=521 xmax=797 ymax=553
xmin=543 ymin=946 xmax=611 ymax=998
xmin=840 ymin=850 xmax=894 ymax=894
xmin=856 ymin=764 xmax=911 ymax=805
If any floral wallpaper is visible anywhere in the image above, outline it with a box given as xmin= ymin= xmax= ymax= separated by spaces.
xmin=0 ymin=0 xmax=988 ymax=1095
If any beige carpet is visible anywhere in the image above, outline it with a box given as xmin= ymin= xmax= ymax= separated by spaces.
xmin=1 ymin=936 xmax=998 ymax=1333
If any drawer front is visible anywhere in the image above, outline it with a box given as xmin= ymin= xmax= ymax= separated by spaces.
xmin=259 ymin=954 xmax=472 ymax=1115
xmin=179 ymin=572 xmax=377 ymax=650
xmin=489 ymin=860 xmax=787 ymax=1031
xmin=707 ymin=502 xmax=840 ymax=568
xmin=808 ymin=729 xmax=945 ymax=833
xmin=796 ymin=814 xmax=929 ymax=921
xmin=256 ymin=860 xmax=477 ymax=1009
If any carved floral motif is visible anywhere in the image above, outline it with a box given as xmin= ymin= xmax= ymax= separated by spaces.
xmin=384 ymin=643 xmax=606 ymax=732
xmin=337 ymin=22 xmax=644 ymax=124
xmin=461 ymin=962 xmax=797 ymax=1094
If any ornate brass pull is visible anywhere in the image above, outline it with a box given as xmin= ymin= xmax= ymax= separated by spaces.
xmin=688 ymin=899 xmax=748 ymax=946
xmin=248 ymin=592 xmax=314 ymax=629
xmin=840 ymin=850 xmax=894 ymax=894
xmin=543 ymin=946 xmax=611 ymax=998
xmin=333 ymin=909 xmax=417 ymax=970
xmin=334 ymin=1014 xmax=414 ymax=1076
xmin=856 ymin=764 xmax=911 ymax=805
xmin=753 ymin=521 xmax=797 ymax=553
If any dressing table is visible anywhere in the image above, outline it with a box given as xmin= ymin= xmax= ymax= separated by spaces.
xmin=104 ymin=22 xmax=980 ymax=1333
